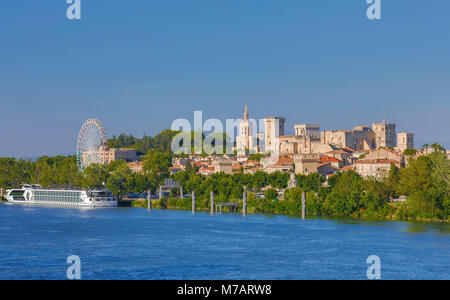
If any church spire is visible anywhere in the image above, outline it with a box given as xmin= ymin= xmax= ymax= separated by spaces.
xmin=244 ymin=105 xmax=248 ymax=120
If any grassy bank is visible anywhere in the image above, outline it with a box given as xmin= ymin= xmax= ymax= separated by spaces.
xmin=127 ymin=197 xmax=449 ymax=223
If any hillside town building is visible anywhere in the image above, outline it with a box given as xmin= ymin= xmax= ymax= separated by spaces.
xmin=372 ymin=120 xmax=397 ymax=148
xmin=321 ymin=126 xmax=376 ymax=151
xmin=279 ymin=134 xmax=321 ymax=155
xmin=354 ymin=159 xmax=401 ymax=178
xmin=213 ymin=160 xmax=233 ymax=174
xmin=294 ymin=124 xmax=320 ymax=138
xmin=363 ymin=148 xmax=404 ymax=165
xmin=83 ymin=147 xmax=137 ymax=167
xmin=293 ymin=154 xmax=318 ymax=175
xmin=264 ymin=155 xmax=293 ymax=173
xmin=397 ymin=132 xmax=414 ymax=153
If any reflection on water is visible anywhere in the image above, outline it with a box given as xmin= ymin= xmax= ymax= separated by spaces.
xmin=406 ymin=222 xmax=450 ymax=234
xmin=0 ymin=203 xmax=448 ymax=280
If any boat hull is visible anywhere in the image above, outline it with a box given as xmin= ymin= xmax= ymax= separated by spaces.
xmin=5 ymin=197 xmax=118 ymax=208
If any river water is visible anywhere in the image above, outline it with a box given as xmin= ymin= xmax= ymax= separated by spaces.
xmin=0 ymin=203 xmax=448 ymax=280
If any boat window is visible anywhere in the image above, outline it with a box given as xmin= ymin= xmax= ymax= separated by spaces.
xmin=89 ymin=191 xmax=110 ymax=197
xmin=10 ymin=190 xmax=24 ymax=196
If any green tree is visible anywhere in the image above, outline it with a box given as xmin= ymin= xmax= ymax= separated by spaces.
xmin=133 ymin=173 xmax=153 ymax=193
xmin=430 ymin=142 xmax=445 ymax=152
xmin=398 ymin=156 xmax=432 ymax=196
xmin=385 ymin=163 xmax=400 ymax=199
xmin=363 ymin=177 xmax=389 ymax=212
xmin=297 ymin=173 xmax=325 ymax=192
xmin=403 ymin=148 xmax=417 ymax=156
xmin=0 ymin=158 xmax=32 ymax=188
xmin=153 ymin=130 xmax=181 ymax=153
xmin=324 ymin=171 xmax=364 ymax=215
xmin=397 ymin=153 xmax=449 ymax=219
xmin=429 ymin=151 xmax=450 ymax=218
xmin=82 ymin=163 xmax=109 ymax=188
xmin=306 ymin=191 xmax=323 ymax=215
xmin=105 ymin=165 xmax=132 ymax=199
xmin=264 ymin=188 xmax=278 ymax=201
xmin=108 ymin=159 xmax=128 ymax=172
xmin=252 ymin=171 xmax=268 ymax=191
xmin=142 ymin=149 xmax=172 ymax=191
xmin=269 ymin=172 xmax=289 ymax=189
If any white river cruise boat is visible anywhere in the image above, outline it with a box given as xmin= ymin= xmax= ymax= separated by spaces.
xmin=5 ymin=184 xmax=118 ymax=208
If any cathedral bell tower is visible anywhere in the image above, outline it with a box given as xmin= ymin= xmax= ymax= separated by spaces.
xmin=236 ymin=105 xmax=257 ymax=155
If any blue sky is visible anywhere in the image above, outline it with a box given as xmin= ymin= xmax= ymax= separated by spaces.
xmin=0 ymin=0 xmax=449 ymax=157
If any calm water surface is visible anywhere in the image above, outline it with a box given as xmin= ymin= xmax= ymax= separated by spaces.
xmin=0 ymin=203 xmax=449 ymax=280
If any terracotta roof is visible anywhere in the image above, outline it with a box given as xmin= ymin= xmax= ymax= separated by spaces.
xmin=274 ymin=157 xmax=293 ymax=166
xmin=319 ymin=156 xmax=343 ymax=163
xmin=200 ymin=166 xmax=215 ymax=171
xmin=340 ymin=165 xmax=355 ymax=171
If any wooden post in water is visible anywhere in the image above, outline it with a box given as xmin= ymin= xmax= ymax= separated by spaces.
xmin=301 ymin=191 xmax=306 ymax=220
xmin=192 ymin=190 xmax=196 ymax=214
xmin=243 ymin=190 xmax=247 ymax=216
xmin=210 ymin=191 xmax=214 ymax=215
xmin=147 ymin=189 xmax=152 ymax=211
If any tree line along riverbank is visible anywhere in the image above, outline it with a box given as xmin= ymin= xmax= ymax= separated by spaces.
xmin=0 ymin=149 xmax=448 ymax=222
xmin=127 ymin=192 xmax=448 ymax=223
xmin=132 ymin=150 xmax=448 ymax=222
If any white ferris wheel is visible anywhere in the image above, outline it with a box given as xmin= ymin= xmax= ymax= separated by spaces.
xmin=76 ymin=119 xmax=107 ymax=171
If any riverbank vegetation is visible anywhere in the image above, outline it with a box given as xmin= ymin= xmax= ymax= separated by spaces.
xmin=123 ymin=150 xmax=449 ymax=222
xmin=0 ymin=148 xmax=448 ymax=221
